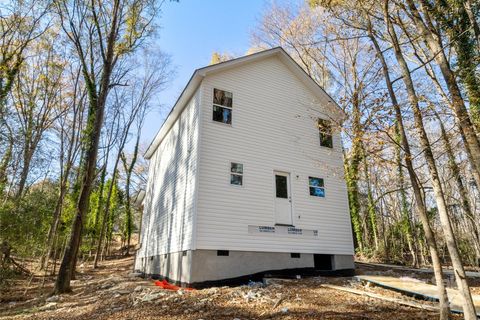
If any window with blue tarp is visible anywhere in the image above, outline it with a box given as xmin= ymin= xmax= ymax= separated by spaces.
xmin=309 ymin=176 xmax=325 ymax=197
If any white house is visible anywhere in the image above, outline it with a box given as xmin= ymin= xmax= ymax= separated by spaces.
xmin=134 ymin=47 xmax=355 ymax=287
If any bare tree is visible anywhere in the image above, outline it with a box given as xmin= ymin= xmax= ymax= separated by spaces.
xmin=434 ymin=110 xmax=480 ymax=263
xmin=120 ymin=51 xmax=172 ymax=255
xmin=366 ymin=11 xmax=450 ymax=316
xmin=385 ymin=2 xmax=475 ymax=317
xmin=12 ymin=30 xmax=66 ymax=198
xmin=41 ymin=64 xmax=87 ymax=272
xmin=53 ymin=0 xmax=160 ymax=293
xmin=0 ymin=0 xmax=48 ymax=114
xmin=403 ymin=0 xmax=480 ymax=190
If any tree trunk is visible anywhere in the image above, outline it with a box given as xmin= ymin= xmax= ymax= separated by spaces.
xmin=345 ymin=86 xmax=364 ymax=253
xmin=54 ymin=104 xmax=100 ymax=293
xmin=379 ymin=197 xmax=390 ymax=261
xmin=89 ymin=163 xmax=107 ymax=253
xmin=367 ymin=11 xmax=450 ymax=318
xmin=95 ymin=165 xmax=107 ymax=227
xmin=53 ymin=0 xmax=121 ymax=294
xmin=41 ymin=183 xmax=67 ymax=270
xmin=15 ymin=147 xmax=34 ymax=199
xmin=362 ymin=151 xmax=378 ymax=251
xmin=406 ymin=0 xmax=480 ymax=190
xmin=395 ymin=122 xmax=417 ymax=267
xmin=418 ymin=236 xmax=427 ymax=267
xmin=436 ymin=112 xmax=480 ymax=263
xmin=41 ymin=98 xmax=80 ymax=271
xmin=52 ymin=233 xmax=61 ymax=276
xmin=121 ymin=133 xmax=140 ymax=255
xmin=463 ymin=0 xmax=480 ymax=52
xmin=386 ymin=8 xmax=476 ymax=318
xmin=433 ymin=0 xmax=480 ymax=132
xmin=94 ymin=166 xmax=119 ymax=268
xmin=345 ymin=159 xmax=363 ymax=253
xmin=407 ymin=21 xmax=480 ymax=193
xmin=0 ymin=135 xmax=13 ymax=195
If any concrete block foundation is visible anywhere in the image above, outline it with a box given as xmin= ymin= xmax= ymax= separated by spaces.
xmin=135 ymin=250 xmax=354 ymax=288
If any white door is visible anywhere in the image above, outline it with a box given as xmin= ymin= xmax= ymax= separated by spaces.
xmin=274 ymin=171 xmax=292 ymax=225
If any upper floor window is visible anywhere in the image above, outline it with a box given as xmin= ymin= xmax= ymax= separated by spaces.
xmin=318 ymin=119 xmax=333 ymax=148
xmin=213 ymin=88 xmax=233 ymax=124
xmin=230 ymin=162 xmax=243 ymax=186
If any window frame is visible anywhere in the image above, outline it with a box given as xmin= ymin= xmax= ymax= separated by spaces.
xmin=318 ymin=118 xmax=333 ymax=149
xmin=230 ymin=162 xmax=244 ymax=187
xmin=212 ymin=88 xmax=233 ymax=125
xmin=308 ymin=176 xmax=326 ymax=198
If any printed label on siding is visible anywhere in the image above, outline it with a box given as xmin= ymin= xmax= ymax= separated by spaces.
xmin=287 ymin=227 xmax=302 ymax=235
xmin=248 ymin=225 xmax=318 ymax=237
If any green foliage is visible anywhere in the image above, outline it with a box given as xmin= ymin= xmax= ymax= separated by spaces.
xmin=87 ymin=187 xmax=100 ymax=232
xmin=426 ymin=207 xmax=438 ymax=222
xmin=457 ymin=237 xmax=478 ymax=266
xmin=345 ymin=162 xmax=363 ymax=252
xmin=85 ymin=177 xmax=106 ymax=237
xmin=78 ymin=176 xmax=127 ymax=255
xmin=61 ymin=191 xmax=77 ymax=228
xmin=107 ymin=180 xmax=125 ymax=241
xmin=0 ymin=181 xmax=58 ymax=257
xmin=387 ymin=221 xmax=409 ymax=264
xmin=430 ymin=0 xmax=480 ymax=130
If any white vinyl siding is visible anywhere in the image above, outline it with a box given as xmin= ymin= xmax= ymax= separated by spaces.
xmin=137 ymin=90 xmax=200 ymax=258
xmin=195 ymin=56 xmax=353 ymax=255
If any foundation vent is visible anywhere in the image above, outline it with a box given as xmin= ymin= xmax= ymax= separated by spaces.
xmin=217 ymin=250 xmax=229 ymax=256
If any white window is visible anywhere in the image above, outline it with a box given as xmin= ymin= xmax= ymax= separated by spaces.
xmin=213 ymin=88 xmax=233 ymax=124
xmin=230 ymin=162 xmax=243 ymax=186
xmin=309 ymin=177 xmax=325 ymax=197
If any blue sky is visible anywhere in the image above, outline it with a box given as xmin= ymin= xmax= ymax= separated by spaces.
xmin=141 ymin=0 xmax=276 ymax=143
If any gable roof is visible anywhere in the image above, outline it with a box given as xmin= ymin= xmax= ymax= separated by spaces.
xmin=144 ymin=47 xmax=343 ymax=159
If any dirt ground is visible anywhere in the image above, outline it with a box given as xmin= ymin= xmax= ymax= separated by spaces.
xmin=0 ymin=256 xmax=473 ymax=320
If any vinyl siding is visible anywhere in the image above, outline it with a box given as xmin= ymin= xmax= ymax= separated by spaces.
xmin=195 ymin=56 xmax=354 ymax=255
xmin=137 ymin=90 xmax=200 ymax=258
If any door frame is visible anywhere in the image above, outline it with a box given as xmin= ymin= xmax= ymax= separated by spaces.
xmin=273 ymin=170 xmax=293 ymax=226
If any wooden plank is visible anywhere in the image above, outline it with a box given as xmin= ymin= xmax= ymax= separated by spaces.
xmin=321 ymin=284 xmax=439 ymax=312
xmin=356 ymin=275 xmax=480 ymax=316
xmin=356 ymin=262 xmax=480 ymax=278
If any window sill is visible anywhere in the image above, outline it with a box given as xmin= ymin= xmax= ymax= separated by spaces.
xmin=211 ymin=120 xmax=232 ymax=127
xmin=309 ymin=195 xmax=326 ymax=199
xmin=319 ymin=145 xmax=334 ymax=150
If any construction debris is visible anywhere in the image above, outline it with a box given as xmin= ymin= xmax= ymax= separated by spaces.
xmin=0 ymin=256 xmax=470 ymax=319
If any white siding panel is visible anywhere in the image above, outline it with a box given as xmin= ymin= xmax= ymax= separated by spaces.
xmin=137 ymin=90 xmax=200 ymax=257
xmin=196 ymin=56 xmax=354 ymax=255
